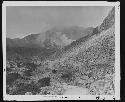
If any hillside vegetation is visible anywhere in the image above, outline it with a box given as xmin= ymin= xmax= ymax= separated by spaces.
xmin=6 ymin=7 xmax=115 ymax=95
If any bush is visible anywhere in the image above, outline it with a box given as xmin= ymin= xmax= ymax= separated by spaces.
xmin=6 ymin=73 xmax=21 ymax=85
xmin=13 ymin=82 xmax=41 ymax=95
xmin=38 ymin=77 xmax=50 ymax=87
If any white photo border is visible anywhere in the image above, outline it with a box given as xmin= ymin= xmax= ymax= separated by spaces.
xmin=2 ymin=1 xmax=120 ymax=101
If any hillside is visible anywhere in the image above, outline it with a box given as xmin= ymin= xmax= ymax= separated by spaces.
xmin=6 ymin=7 xmax=115 ymax=95
xmin=46 ymin=7 xmax=115 ymax=61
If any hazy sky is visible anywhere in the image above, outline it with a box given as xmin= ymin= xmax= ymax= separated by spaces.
xmin=6 ymin=6 xmax=113 ymax=38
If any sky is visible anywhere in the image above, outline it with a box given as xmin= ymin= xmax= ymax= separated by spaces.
xmin=6 ymin=6 xmax=113 ymax=38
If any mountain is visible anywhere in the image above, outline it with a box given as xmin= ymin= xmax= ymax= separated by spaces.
xmin=7 ymin=34 xmax=41 ymax=48
xmin=44 ymin=26 xmax=93 ymax=40
xmin=6 ymin=7 xmax=116 ymax=95
xmin=35 ymin=7 xmax=115 ymax=95
xmin=6 ymin=7 xmax=114 ymax=59
xmin=6 ymin=26 xmax=94 ymax=58
xmin=7 ymin=26 xmax=94 ymax=48
xmin=42 ymin=6 xmax=115 ymax=62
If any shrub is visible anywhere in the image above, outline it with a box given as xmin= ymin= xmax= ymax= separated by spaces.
xmin=38 ymin=77 xmax=50 ymax=87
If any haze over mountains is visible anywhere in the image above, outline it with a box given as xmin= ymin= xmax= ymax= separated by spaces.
xmin=7 ymin=25 xmax=94 ymax=47
xmin=42 ymin=6 xmax=115 ymax=61
xmin=6 ymin=7 xmax=114 ymax=59
xmin=6 ymin=26 xmax=94 ymax=59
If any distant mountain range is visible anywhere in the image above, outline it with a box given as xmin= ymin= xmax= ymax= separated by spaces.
xmin=6 ymin=25 xmax=94 ymax=58
xmin=7 ymin=26 xmax=94 ymax=48
xmin=6 ymin=7 xmax=115 ymax=60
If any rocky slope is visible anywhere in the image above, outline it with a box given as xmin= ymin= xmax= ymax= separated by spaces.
xmin=32 ymin=6 xmax=115 ymax=95
xmin=6 ymin=7 xmax=115 ymax=95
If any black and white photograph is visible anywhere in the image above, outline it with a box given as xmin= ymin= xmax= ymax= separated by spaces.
xmin=3 ymin=1 xmax=120 ymax=101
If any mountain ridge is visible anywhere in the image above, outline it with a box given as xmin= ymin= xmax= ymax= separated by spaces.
xmin=42 ymin=6 xmax=115 ymax=61
xmin=6 ymin=25 xmax=94 ymax=48
xmin=6 ymin=7 xmax=115 ymax=61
